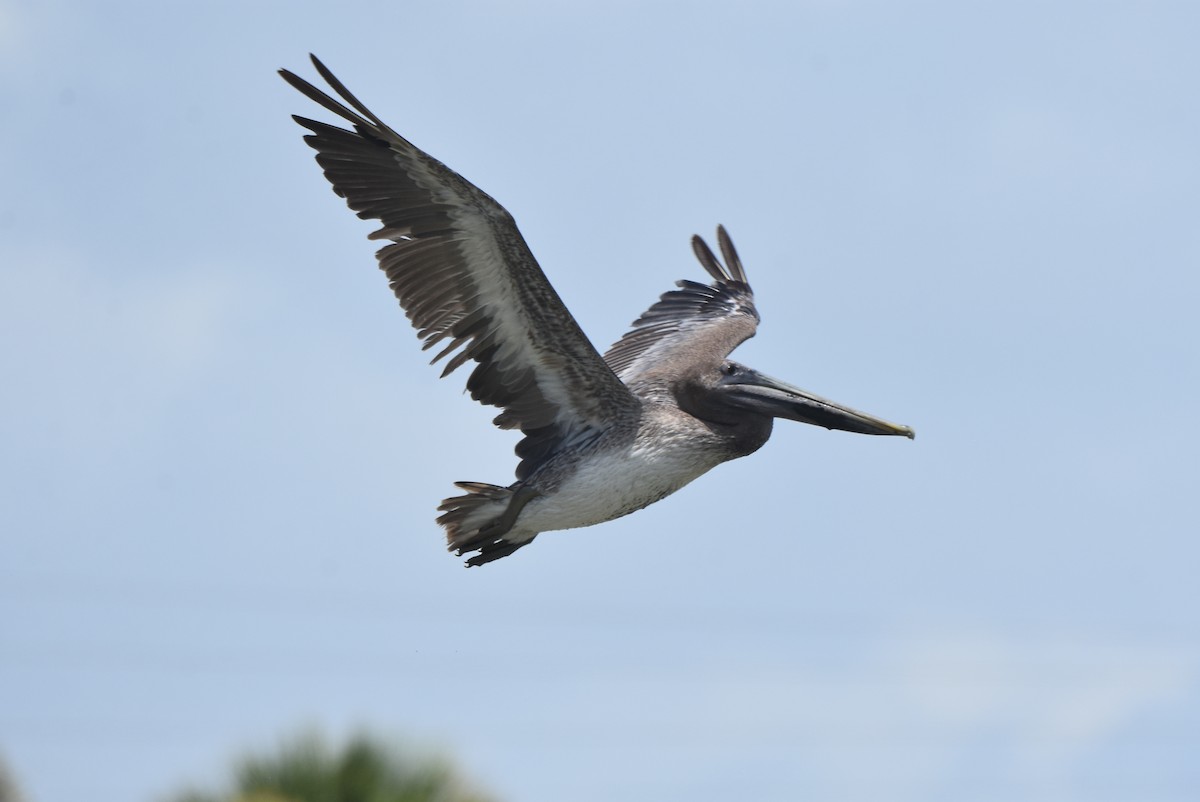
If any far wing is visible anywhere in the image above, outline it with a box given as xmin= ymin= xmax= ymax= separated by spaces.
xmin=605 ymin=226 xmax=760 ymax=383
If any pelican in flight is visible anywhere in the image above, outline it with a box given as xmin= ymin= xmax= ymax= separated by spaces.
xmin=281 ymin=56 xmax=914 ymax=566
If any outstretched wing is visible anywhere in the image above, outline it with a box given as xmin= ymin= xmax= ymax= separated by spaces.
xmin=281 ymin=56 xmax=638 ymax=480
xmin=604 ymin=226 xmax=760 ymax=383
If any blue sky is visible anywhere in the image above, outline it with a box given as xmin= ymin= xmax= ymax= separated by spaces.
xmin=3 ymin=1 xmax=1199 ymax=800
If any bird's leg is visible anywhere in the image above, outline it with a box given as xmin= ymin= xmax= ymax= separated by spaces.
xmin=453 ymin=484 xmax=540 ymax=556
xmin=480 ymin=484 xmax=539 ymax=538
xmin=459 ymin=486 xmax=540 ymax=566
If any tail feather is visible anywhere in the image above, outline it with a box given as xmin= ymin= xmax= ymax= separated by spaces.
xmin=436 ymin=481 xmax=536 ymax=566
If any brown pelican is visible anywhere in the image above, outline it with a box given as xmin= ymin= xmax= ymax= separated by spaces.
xmin=280 ymin=56 xmax=914 ymax=566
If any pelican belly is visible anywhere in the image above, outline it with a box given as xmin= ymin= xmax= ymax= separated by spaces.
xmin=514 ymin=418 xmax=726 ymax=535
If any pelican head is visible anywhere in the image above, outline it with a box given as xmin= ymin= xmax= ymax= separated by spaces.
xmin=678 ymin=359 xmax=914 ymax=456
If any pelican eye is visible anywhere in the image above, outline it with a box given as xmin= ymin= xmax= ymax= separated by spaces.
xmin=721 ymin=363 xmax=739 ymax=376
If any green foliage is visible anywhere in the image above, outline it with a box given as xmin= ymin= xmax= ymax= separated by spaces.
xmin=166 ymin=733 xmax=496 ymax=802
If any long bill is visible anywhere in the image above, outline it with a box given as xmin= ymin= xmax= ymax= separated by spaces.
xmin=723 ymin=368 xmax=915 ymax=439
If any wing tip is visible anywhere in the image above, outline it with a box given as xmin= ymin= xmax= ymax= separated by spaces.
xmin=691 ymin=225 xmax=750 ymax=287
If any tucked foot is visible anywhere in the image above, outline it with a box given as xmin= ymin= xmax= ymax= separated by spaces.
xmin=463 ymin=536 xmax=537 ymax=567
xmin=437 ymin=482 xmax=540 ymax=565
